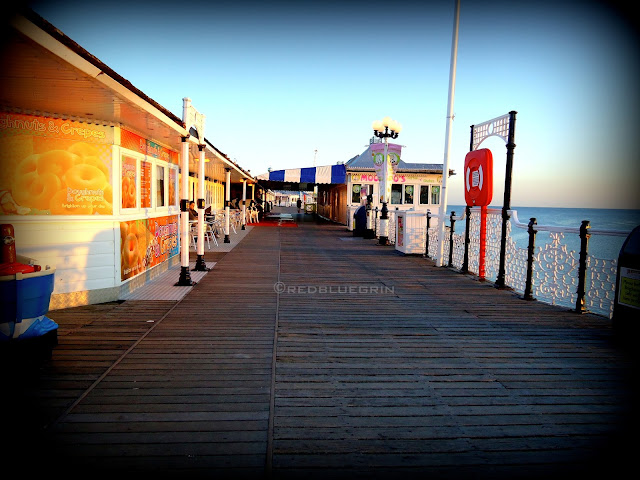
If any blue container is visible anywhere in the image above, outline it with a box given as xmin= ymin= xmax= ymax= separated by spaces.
xmin=0 ymin=259 xmax=56 ymax=341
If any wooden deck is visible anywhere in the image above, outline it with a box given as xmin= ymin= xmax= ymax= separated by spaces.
xmin=5 ymin=208 xmax=636 ymax=479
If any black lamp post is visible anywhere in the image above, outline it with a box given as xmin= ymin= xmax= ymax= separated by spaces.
xmin=372 ymin=117 xmax=401 ymax=246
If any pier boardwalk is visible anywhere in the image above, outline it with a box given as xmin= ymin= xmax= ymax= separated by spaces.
xmin=6 ymin=207 xmax=636 ymax=479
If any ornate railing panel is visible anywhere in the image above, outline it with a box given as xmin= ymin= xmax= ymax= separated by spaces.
xmin=451 ymin=232 xmax=465 ymax=270
xmin=483 ymin=210 xmax=504 ymax=283
xmin=505 ymin=234 xmax=528 ymax=295
xmin=423 ymin=207 xmax=633 ymax=319
xmin=375 ymin=210 xmax=396 ymax=246
xmin=586 ymin=256 xmax=618 ymax=318
xmin=427 ymin=228 xmax=439 ymax=258
xmin=467 ymin=209 xmax=480 ymax=275
xmin=531 ymin=232 xmax=580 ymax=310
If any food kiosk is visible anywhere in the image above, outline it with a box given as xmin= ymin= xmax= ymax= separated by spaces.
xmin=1 ymin=9 xmax=254 ymax=310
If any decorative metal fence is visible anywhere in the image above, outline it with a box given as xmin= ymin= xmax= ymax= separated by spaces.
xmin=373 ymin=208 xmax=397 ymax=246
xmin=424 ymin=207 xmax=630 ymax=319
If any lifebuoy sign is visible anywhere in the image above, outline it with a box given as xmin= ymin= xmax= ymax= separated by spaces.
xmin=464 ymin=148 xmax=493 ymax=207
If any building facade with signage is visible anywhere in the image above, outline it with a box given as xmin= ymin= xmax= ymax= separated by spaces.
xmin=345 ymin=139 xmax=448 ymax=230
xmin=1 ymin=8 xmax=255 ymax=309
xmin=258 ymin=138 xmax=451 ymax=229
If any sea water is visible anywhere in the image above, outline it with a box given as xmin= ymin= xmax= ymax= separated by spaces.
xmin=446 ymin=206 xmax=640 ymax=261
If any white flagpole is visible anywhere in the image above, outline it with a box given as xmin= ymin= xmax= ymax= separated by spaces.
xmin=436 ymin=0 xmax=460 ymax=267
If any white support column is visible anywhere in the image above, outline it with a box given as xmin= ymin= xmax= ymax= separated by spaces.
xmin=176 ymin=135 xmax=193 ymax=285
xmin=194 ymin=144 xmax=208 ymax=271
xmin=224 ymin=168 xmax=231 ymax=243
xmin=241 ymin=179 xmax=247 ymax=230
xmin=436 ymin=0 xmax=460 ymax=267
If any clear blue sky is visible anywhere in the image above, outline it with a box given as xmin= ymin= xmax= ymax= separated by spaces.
xmin=25 ymin=0 xmax=639 ymax=209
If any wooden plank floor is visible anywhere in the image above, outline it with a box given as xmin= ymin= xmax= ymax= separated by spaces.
xmin=5 ymin=208 xmax=636 ymax=479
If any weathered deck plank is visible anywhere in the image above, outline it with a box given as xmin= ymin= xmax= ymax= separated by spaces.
xmin=6 ymin=210 xmax=635 ymax=479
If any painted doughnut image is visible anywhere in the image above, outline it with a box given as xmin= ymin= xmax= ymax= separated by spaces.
xmin=103 ymin=184 xmax=113 ymax=203
xmin=122 ymin=233 xmax=139 ymax=269
xmin=122 ymin=176 xmax=136 ymax=208
xmin=48 ymin=189 xmax=93 ymax=215
xmin=0 ymin=135 xmax=33 ymax=191
xmin=91 ymin=198 xmax=112 ymax=215
xmin=68 ymin=142 xmax=100 ymax=159
xmin=12 ymin=172 xmax=62 ymax=211
xmin=37 ymin=149 xmax=78 ymax=177
xmin=14 ymin=154 xmax=40 ymax=177
xmin=136 ymin=225 xmax=148 ymax=267
xmin=168 ymin=177 xmax=175 ymax=205
xmin=119 ymin=219 xmax=150 ymax=278
xmin=64 ymin=164 xmax=108 ymax=191
xmin=77 ymin=155 xmax=109 ymax=178
xmin=3 ymin=138 xmax=111 ymax=216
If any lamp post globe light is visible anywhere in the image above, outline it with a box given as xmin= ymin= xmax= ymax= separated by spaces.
xmin=372 ymin=117 xmax=402 ymax=245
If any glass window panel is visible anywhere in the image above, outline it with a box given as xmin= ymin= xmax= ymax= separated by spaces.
xmin=156 ymin=165 xmax=165 ymax=207
xmin=391 ymin=184 xmax=402 ymax=204
xmin=404 ymin=185 xmax=414 ymax=204
xmin=420 ymin=185 xmax=430 ymax=204
xmin=352 ymin=184 xmax=361 ymax=204
xmin=431 ymin=185 xmax=440 ymax=205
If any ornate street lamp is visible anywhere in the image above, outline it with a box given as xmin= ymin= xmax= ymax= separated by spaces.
xmin=372 ymin=116 xmax=402 ymax=245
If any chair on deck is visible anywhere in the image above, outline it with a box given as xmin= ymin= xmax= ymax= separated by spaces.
xmin=190 ymin=221 xmax=216 ymax=249
xmin=247 ymin=206 xmax=259 ymax=224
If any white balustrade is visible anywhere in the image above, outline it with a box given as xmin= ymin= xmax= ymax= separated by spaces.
xmin=426 ymin=207 xmax=631 ymax=319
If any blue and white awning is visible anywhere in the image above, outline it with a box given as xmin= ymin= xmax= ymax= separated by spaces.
xmin=257 ymin=164 xmax=346 ymax=184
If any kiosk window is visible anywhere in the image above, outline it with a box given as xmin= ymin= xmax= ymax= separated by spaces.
xmin=156 ymin=165 xmax=165 ymax=207
xmin=431 ymin=186 xmax=440 ymax=205
xmin=362 ymin=184 xmax=373 ymax=201
xmin=420 ymin=185 xmax=430 ymax=204
xmin=352 ymin=184 xmax=374 ymax=203
xmin=404 ymin=185 xmax=414 ymax=204
xmin=391 ymin=184 xmax=403 ymax=204
xmin=352 ymin=184 xmax=361 ymax=204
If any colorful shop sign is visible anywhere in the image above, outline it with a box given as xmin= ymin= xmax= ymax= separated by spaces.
xmin=0 ymin=112 xmax=113 ymax=216
xmin=147 ymin=140 xmax=179 ymax=164
xmin=371 ymin=143 xmax=402 ymax=172
xmin=120 ymin=214 xmax=179 ymax=281
xmin=121 ymin=128 xmax=178 ymax=164
xmin=352 ymin=173 xmax=442 ymax=184
xmin=371 ymin=143 xmax=401 ymax=205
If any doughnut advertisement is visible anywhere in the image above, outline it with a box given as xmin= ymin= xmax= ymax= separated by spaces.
xmin=141 ymin=160 xmax=152 ymax=208
xmin=120 ymin=214 xmax=179 ymax=281
xmin=0 ymin=112 xmax=113 ymax=215
xmin=169 ymin=168 xmax=177 ymax=206
xmin=121 ymin=155 xmax=137 ymax=209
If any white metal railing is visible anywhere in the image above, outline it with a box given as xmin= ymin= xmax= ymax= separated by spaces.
xmin=508 ymin=210 xmax=628 ymax=318
xmin=425 ymin=207 xmax=632 ymax=319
